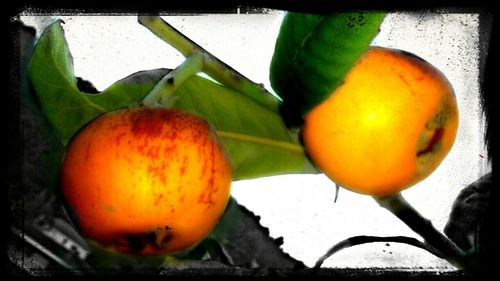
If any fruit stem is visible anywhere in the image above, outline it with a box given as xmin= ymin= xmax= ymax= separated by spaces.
xmin=142 ymin=53 xmax=204 ymax=107
xmin=137 ymin=15 xmax=279 ymax=112
xmin=374 ymin=193 xmax=473 ymax=270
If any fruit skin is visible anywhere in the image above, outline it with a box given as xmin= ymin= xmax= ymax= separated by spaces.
xmin=302 ymin=47 xmax=459 ymax=197
xmin=60 ymin=107 xmax=232 ymax=255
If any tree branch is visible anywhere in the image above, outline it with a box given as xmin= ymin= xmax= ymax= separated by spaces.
xmin=374 ymin=193 xmax=473 ymax=270
xmin=137 ymin=15 xmax=279 ymax=113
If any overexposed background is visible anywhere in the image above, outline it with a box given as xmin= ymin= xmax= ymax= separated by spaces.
xmin=20 ymin=11 xmax=491 ymax=270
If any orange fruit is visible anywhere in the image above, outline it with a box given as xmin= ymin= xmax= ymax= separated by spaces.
xmin=60 ymin=107 xmax=232 ymax=255
xmin=302 ymin=47 xmax=459 ymax=197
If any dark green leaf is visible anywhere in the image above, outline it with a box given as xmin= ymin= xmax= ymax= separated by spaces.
xmin=19 ymin=22 xmax=65 ymax=195
xmin=444 ymin=173 xmax=492 ymax=253
xmin=178 ymin=198 xmax=305 ymax=269
xmin=270 ymin=12 xmax=385 ymax=127
xmin=211 ymin=198 xmax=305 ymax=269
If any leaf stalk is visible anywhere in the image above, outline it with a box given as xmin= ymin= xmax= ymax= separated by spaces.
xmin=142 ymin=53 xmax=204 ymax=107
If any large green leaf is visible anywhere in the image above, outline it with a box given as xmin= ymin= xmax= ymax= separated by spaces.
xmin=28 ymin=19 xmax=317 ymax=180
xmin=270 ymin=12 xmax=386 ymax=127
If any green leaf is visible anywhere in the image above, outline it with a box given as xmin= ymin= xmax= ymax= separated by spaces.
xmin=165 ymin=74 xmax=314 ymax=179
xmin=270 ymin=12 xmax=386 ymax=127
xmin=28 ymin=20 xmax=158 ymax=145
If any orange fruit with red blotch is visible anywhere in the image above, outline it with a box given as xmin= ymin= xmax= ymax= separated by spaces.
xmin=302 ymin=46 xmax=459 ymax=197
xmin=60 ymin=107 xmax=232 ymax=255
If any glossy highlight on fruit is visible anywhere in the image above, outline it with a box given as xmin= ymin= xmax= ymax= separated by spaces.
xmin=60 ymin=107 xmax=232 ymax=255
xmin=302 ymin=47 xmax=459 ymax=196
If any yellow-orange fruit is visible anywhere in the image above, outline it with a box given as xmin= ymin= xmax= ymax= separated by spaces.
xmin=302 ymin=47 xmax=459 ymax=197
xmin=60 ymin=107 xmax=232 ymax=255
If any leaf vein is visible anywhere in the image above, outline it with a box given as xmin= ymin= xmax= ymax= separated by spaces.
xmin=217 ymin=131 xmax=304 ymax=154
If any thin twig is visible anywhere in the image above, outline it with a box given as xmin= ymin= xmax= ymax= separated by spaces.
xmin=137 ymin=15 xmax=279 ymax=113
xmin=314 ymin=235 xmax=444 ymax=269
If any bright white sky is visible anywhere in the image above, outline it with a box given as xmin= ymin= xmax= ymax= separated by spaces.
xmin=21 ymin=11 xmax=491 ymax=270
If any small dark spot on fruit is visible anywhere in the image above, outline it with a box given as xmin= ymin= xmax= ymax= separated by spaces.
xmin=145 ymin=231 xmax=157 ymax=246
xmin=396 ymin=73 xmax=413 ymax=93
xmin=148 ymin=164 xmax=167 ymax=185
xmin=155 ymin=194 xmax=164 ymax=206
xmin=124 ymin=234 xmax=146 ymax=252
xmin=115 ymin=132 xmax=127 ymax=145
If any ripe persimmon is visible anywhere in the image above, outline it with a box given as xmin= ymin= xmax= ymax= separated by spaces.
xmin=302 ymin=47 xmax=459 ymax=196
xmin=60 ymin=107 xmax=232 ymax=255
